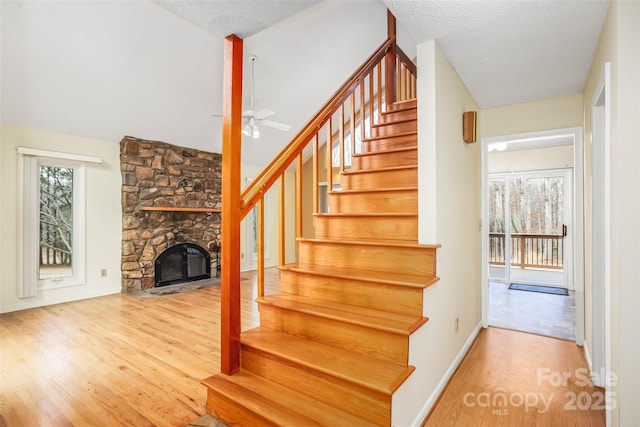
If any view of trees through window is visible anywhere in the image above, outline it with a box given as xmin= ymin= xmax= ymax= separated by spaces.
xmin=39 ymin=165 xmax=74 ymax=279
xmin=489 ymin=176 xmax=564 ymax=235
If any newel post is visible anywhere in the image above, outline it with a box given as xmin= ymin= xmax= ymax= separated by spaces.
xmin=385 ymin=10 xmax=397 ymax=109
xmin=220 ymin=34 xmax=243 ymax=375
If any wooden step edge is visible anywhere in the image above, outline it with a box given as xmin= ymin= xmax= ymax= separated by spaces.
xmin=386 ymin=99 xmax=417 ymax=111
xmin=328 ymin=186 xmax=417 ymax=196
xmin=241 ymin=328 xmax=414 ymax=395
xmin=278 ymin=264 xmax=440 ymax=289
xmin=362 ymin=130 xmax=416 ymax=142
xmin=341 ymin=164 xmax=417 ymax=176
xmin=257 ymin=294 xmax=427 ymax=336
xmin=297 ymin=237 xmax=441 ymax=250
xmin=313 ymin=212 xmax=418 ymax=218
xmin=352 ymin=146 xmax=417 ymax=158
xmin=203 ymin=372 xmax=376 ymax=426
xmin=371 ymin=117 xmax=416 ymax=128
xmin=202 ymin=374 xmax=315 ymax=426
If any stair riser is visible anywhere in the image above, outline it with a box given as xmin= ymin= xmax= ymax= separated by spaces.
xmin=279 ymin=269 xmax=423 ymax=316
xmin=328 ymin=190 xmax=417 ymax=214
xmin=352 ymin=149 xmax=417 ymax=170
xmin=298 ymin=240 xmax=437 ymax=277
xmin=206 ymin=389 xmax=277 ymax=427
xmin=314 ymin=215 xmax=417 ymax=241
xmin=379 ymin=108 xmax=417 ymax=124
xmin=341 ymin=168 xmax=417 ymax=191
xmin=363 ymin=134 xmax=417 ymax=152
xmin=371 ymin=120 xmax=416 ymax=137
xmin=386 ymin=100 xmax=417 ymax=112
xmin=259 ymin=305 xmax=408 ymax=364
xmin=241 ymin=348 xmax=390 ymax=425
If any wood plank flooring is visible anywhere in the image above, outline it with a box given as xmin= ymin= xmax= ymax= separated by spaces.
xmin=2 ymin=270 xmax=604 ymax=426
xmin=423 ymin=327 xmax=605 ymax=426
xmin=0 ymin=270 xmax=279 ymax=427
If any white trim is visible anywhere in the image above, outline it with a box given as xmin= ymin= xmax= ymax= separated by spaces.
xmin=17 ymin=147 xmax=103 ymax=164
xmin=410 ymin=322 xmax=483 ymax=427
xmin=584 ymin=341 xmax=593 ymax=374
xmin=590 ymin=63 xmax=611 ymax=427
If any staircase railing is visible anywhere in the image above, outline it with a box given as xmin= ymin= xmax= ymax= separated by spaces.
xmin=219 ymin=11 xmax=417 ymax=375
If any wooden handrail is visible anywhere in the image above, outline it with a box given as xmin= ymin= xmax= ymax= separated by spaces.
xmin=239 ymin=37 xmax=394 ymax=218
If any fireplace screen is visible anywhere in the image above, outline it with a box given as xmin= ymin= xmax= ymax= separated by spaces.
xmin=154 ymin=243 xmax=211 ymax=287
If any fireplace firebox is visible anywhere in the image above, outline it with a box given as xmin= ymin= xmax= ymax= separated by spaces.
xmin=154 ymin=243 xmax=211 ymax=287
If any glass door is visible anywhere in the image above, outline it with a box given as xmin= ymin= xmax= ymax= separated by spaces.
xmin=489 ymin=169 xmax=572 ymax=289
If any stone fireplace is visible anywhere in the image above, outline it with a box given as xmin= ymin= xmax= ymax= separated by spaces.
xmin=120 ymin=136 xmax=221 ymax=293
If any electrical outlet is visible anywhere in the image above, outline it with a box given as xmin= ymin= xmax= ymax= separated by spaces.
xmin=100 ymin=268 xmax=107 ymax=277
xmin=455 ymin=317 xmax=460 ymax=333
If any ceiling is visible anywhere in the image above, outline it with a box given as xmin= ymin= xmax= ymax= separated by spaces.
xmin=154 ymin=0 xmax=609 ymax=109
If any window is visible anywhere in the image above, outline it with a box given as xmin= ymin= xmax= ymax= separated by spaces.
xmin=18 ymin=148 xmax=99 ymax=297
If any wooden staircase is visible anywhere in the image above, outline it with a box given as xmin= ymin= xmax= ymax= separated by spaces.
xmin=202 ymin=99 xmax=440 ymax=426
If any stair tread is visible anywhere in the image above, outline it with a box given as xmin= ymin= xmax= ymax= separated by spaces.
xmin=280 ymin=263 xmax=439 ymax=287
xmin=203 ymin=371 xmax=377 ymax=427
xmin=386 ymin=99 xmax=417 ymax=111
xmin=241 ymin=327 xmax=414 ymax=394
xmin=298 ymin=237 xmax=440 ymax=249
xmin=363 ymin=130 xmax=416 ymax=142
xmin=258 ymin=293 xmax=427 ymax=335
xmin=372 ymin=117 xmax=416 ymax=128
xmin=353 ymin=145 xmax=416 ymax=157
xmin=313 ymin=212 xmax=417 ymax=218
xmin=341 ymin=164 xmax=417 ymax=176
xmin=328 ymin=186 xmax=417 ymax=195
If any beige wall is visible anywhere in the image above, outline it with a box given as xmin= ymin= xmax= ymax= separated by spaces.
xmin=488 ymin=145 xmax=574 ymax=173
xmin=482 ymin=93 xmax=583 ymax=137
xmin=0 ymin=124 xmax=122 ymax=313
xmin=396 ymin=40 xmax=481 ymax=426
xmin=583 ymin=1 xmax=640 ymax=425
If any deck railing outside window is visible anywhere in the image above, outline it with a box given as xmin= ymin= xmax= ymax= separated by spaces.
xmin=489 ymin=233 xmax=564 ymax=269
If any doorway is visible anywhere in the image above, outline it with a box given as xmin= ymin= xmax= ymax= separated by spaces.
xmin=480 ymin=127 xmax=585 ymax=343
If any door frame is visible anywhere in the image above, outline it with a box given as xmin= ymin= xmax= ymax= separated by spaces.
xmin=480 ymin=127 xmax=584 ymax=346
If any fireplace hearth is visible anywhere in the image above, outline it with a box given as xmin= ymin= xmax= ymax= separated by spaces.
xmin=154 ymin=243 xmax=211 ymax=287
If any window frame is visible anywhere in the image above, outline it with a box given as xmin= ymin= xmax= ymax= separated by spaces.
xmin=18 ymin=152 xmax=90 ymax=297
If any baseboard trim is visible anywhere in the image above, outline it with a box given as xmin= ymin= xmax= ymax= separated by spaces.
xmin=583 ymin=341 xmax=593 ymax=374
xmin=410 ymin=321 xmax=483 ymax=427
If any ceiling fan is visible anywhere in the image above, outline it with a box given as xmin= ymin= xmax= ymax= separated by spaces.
xmin=242 ymin=55 xmax=291 ymax=139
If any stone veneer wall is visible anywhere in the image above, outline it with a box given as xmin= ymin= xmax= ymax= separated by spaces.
xmin=120 ymin=136 xmax=221 ymax=292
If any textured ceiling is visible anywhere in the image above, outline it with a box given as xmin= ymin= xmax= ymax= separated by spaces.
xmin=155 ymin=0 xmax=609 ymax=109
xmin=153 ymin=0 xmax=321 ymax=39
xmin=383 ymin=0 xmax=610 ymax=108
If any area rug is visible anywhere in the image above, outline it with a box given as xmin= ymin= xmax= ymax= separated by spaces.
xmin=508 ymin=283 xmax=569 ymax=296
xmin=130 ymin=277 xmax=220 ymax=300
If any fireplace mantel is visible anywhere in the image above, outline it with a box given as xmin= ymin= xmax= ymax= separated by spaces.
xmin=139 ymin=207 xmax=221 ymax=213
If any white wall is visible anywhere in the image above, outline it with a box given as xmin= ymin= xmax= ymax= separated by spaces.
xmin=0 ymin=0 xmax=224 ymax=154
xmin=242 ymin=0 xmax=390 ymax=166
xmin=583 ymin=1 xmax=640 ymax=425
xmin=0 ymin=125 xmax=122 ymax=313
xmin=394 ymin=40 xmax=481 ymax=426
xmin=488 ymin=145 xmax=574 ymax=173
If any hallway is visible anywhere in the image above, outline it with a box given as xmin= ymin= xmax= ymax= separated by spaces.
xmin=423 ymin=327 xmax=604 ymax=426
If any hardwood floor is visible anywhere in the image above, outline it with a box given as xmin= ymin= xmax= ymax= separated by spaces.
xmin=2 ymin=271 xmax=604 ymax=426
xmin=423 ymin=327 xmax=605 ymax=426
xmin=0 ymin=269 xmax=279 ymax=427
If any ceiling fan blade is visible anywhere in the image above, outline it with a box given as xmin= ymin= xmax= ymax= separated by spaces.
xmin=254 ymin=108 xmax=275 ymax=120
xmin=242 ymin=109 xmax=255 ymax=118
xmin=261 ymin=119 xmax=291 ymax=132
